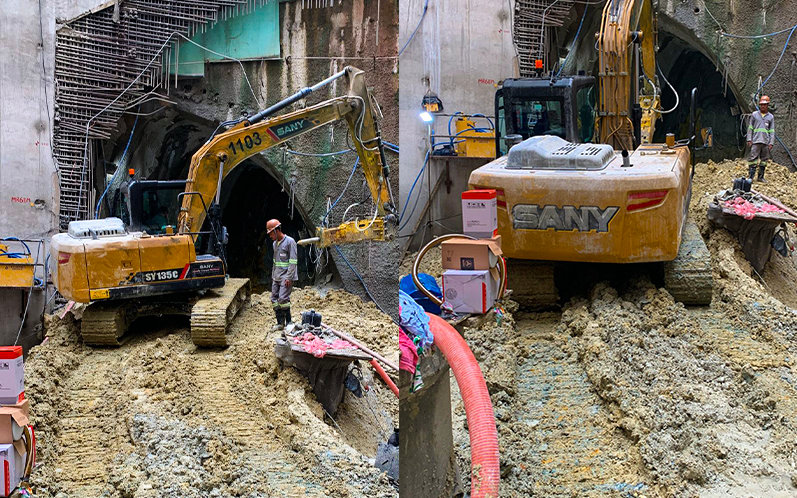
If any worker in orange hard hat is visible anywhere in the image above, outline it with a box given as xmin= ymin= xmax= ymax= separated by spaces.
xmin=746 ymin=95 xmax=775 ymax=182
xmin=267 ymin=219 xmax=297 ymax=331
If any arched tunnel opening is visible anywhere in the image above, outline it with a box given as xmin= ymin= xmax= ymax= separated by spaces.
xmin=652 ymin=31 xmax=744 ymax=161
xmin=96 ymin=106 xmax=325 ymax=293
xmin=219 ymin=161 xmax=320 ymax=291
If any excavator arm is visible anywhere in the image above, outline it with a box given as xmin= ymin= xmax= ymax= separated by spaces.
xmin=596 ymin=0 xmax=659 ymax=149
xmin=177 ymin=66 xmax=395 ymax=247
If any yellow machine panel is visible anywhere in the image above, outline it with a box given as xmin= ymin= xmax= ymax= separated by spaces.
xmin=0 ymin=245 xmax=35 ymax=288
xmin=137 ymin=234 xmax=193 ymax=273
xmin=454 ymin=117 xmax=496 ymax=158
xmin=469 ymin=140 xmax=691 ymax=264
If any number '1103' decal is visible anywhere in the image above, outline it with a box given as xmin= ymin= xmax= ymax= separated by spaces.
xmin=227 ymin=132 xmax=262 ymax=155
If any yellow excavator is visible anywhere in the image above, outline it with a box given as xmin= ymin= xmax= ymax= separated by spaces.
xmin=51 ymin=66 xmax=396 ymax=346
xmin=469 ymin=0 xmax=712 ymax=307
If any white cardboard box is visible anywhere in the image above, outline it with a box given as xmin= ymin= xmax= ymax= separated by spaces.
xmin=462 ymin=190 xmax=498 ymax=239
xmin=0 ymin=441 xmax=26 ymax=497
xmin=442 ymin=269 xmax=500 ymax=314
xmin=0 ymin=348 xmax=23 ymax=406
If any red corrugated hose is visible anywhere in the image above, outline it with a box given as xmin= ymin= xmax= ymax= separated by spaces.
xmin=428 ymin=313 xmax=499 ymax=497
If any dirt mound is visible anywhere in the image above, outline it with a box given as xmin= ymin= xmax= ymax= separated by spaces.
xmin=445 ymin=159 xmax=797 ymax=496
xmin=25 ymin=286 xmax=397 ymax=497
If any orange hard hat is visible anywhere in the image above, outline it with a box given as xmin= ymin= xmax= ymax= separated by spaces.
xmin=266 ymin=219 xmax=282 ymax=234
xmin=759 ymin=95 xmax=770 ymax=104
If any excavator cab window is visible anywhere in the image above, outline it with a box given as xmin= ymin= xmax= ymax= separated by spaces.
xmin=122 ymin=180 xmax=186 ymax=234
xmin=510 ymin=98 xmax=566 ymax=140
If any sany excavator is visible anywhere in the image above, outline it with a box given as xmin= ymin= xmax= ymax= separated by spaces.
xmin=51 ymin=66 xmax=396 ymax=347
xmin=469 ymin=0 xmax=713 ymax=307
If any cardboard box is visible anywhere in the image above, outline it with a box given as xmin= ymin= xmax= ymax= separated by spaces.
xmin=441 ymin=238 xmax=503 ymax=271
xmin=0 ymin=348 xmax=23 ymax=406
xmin=442 ymin=269 xmax=501 ymax=314
xmin=0 ymin=400 xmax=29 ymax=445
xmin=0 ymin=441 xmax=26 ymax=497
xmin=462 ymin=190 xmax=497 ymax=238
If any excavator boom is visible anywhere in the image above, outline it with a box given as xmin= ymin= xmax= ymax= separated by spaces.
xmin=178 ymin=66 xmax=394 ymax=245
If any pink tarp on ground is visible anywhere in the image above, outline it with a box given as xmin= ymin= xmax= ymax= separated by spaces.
xmin=292 ymin=333 xmax=355 ymax=358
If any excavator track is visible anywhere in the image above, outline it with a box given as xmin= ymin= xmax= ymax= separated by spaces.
xmin=505 ymin=259 xmax=559 ymax=309
xmin=81 ymin=301 xmax=135 ymax=346
xmin=664 ymin=219 xmax=713 ymax=305
xmin=81 ymin=298 xmax=194 ymax=346
xmin=190 ymin=278 xmax=251 ymax=347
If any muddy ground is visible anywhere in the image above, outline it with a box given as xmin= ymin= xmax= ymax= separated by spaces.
xmin=25 ymin=287 xmax=398 ymax=497
xmin=411 ymin=159 xmax=797 ymax=496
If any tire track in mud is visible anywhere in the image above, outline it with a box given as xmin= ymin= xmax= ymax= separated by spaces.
xmin=188 ymin=349 xmax=330 ymax=496
xmin=48 ymin=349 xmax=129 ymax=496
xmin=509 ymin=314 xmax=650 ymax=496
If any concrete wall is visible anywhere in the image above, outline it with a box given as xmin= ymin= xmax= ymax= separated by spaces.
xmin=398 ymin=0 xmax=517 ymax=250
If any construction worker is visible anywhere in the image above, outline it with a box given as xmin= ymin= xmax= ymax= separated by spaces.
xmin=267 ymin=219 xmax=298 ymax=330
xmin=747 ymin=95 xmax=775 ymax=182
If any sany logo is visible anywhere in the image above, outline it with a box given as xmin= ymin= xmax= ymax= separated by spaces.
xmin=513 ymin=204 xmax=619 ymax=232
xmin=273 ymin=119 xmax=308 ymax=138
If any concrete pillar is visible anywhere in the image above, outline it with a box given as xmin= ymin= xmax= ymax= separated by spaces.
xmin=399 ymin=347 xmax=463 ymax=497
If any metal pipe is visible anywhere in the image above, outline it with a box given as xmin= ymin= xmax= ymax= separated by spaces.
xmin=248 ymin=68 xmax=348 ymax=124
xmin=321 ymin=322 xmax=399 ymax=372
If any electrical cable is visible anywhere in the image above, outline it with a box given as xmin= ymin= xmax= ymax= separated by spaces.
xmin=398 ymin=151 xmax=429 ymax=225
xmin=776 ymin=135 xmax=797 ymax=171
xmin=755 ymin=24 xmax=797 ymax=100
xmin=332 ymin=245 xmax=397 ymax=325
xmin=95 ymin=109 xmax=140 ymax=219
xmin=14 ymin=240 xmax=42 ymax=347
xmin=77 ymin=30 xmax=263 ymax=219
xmin=286 ymin=148 xmax=354 ymax=157
xmin=398 ymin=0 xmax=429 ymax=58
xmin=323 ymin=158 xmax=360 ymax=225
xmin=720 ymin=23 xmax=797 ymax=39
xmin=37 ymin=0 xmax=60 ymax=179
xmin=555 ymin=2 xmax=589 ymax=78
xmin=654 ymin=64 xmax=679 ymax=114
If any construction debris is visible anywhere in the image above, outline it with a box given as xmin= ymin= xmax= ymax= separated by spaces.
xmin=439 ymin=161 xmax=797 ymax=496
xmin=25 ymin=287 xmax=397 ymax=497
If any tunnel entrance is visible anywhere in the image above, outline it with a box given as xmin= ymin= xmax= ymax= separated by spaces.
xmin=98 ymin=107 xmax=322 ymax=293
xmin=653 ymin=32 xmax=744 ymax=162
xmin=220 ymin=161 xmax=319 ymax=291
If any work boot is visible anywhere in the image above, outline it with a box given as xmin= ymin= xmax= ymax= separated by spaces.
xmin=749 ymin=164 xmax=757 ymax=180
xmin=271 ymin=309 xmax=284 ymax=332
xmin=757 ymin=164 xmax=768 ymax=183
xmin=284 ymin=308 xmax=292 ymax=326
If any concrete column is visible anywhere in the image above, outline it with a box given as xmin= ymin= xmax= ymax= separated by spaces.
xmin=399 ymin=347 xmax=463 ymax=497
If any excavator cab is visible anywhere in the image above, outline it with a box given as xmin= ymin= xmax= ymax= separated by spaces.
xmin=494 ymin=75 xmax=596 ymax=156
xmin=119 ymin=180 xmax=186 ymax=235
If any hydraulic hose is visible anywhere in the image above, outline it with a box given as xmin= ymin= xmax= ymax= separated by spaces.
xmin=427 ymin=313 xmax=499 ymax=497
xmin=411 ymin=234 xmax=506 ymax=305
xmin=370 ymin=359 xmax=399 ymax=397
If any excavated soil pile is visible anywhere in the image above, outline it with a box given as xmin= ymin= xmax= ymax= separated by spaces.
xmin=26 ymin=288 xmax=397 ymax=497
xmin=442 ymin=159 xmax=797 ymax=496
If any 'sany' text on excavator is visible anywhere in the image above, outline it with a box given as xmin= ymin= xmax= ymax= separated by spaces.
xmin=468 ymin=0 xmax=713 ymax=307
xmin=51 ymin=66 xmax=396 ymax=347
